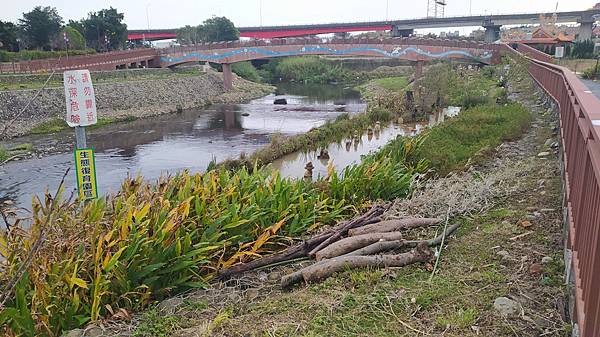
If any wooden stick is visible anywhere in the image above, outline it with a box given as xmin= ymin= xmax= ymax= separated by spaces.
xmin=348 ymin=218 xmax=441 ymax=236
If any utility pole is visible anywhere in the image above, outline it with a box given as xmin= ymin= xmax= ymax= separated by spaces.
xmin=386 ymin=0 xmax=389 ymax=21
xmin=259 ymin=0 xmax=263 ymax=27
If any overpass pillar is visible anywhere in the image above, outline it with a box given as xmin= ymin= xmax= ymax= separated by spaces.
xmin=577 ymin=21 xmax=594 ymax=42
xmin=222 ymin=63 xmax=233 ymax=91
xmin=391 ymin=26 xmax=414 ymax=38
xmin=414 ymin=60 xmax=425 ymax=80
xmin=483 ymin=25 xmax=501 ymax=43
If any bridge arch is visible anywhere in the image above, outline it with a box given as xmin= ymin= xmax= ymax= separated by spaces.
xmin=158 ymin=37 xmax=500 ymax=90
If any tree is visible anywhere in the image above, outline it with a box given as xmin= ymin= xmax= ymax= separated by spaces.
xmin=81 ymin=7 xmax=127 ymax=51
xmin=18 ymin=6 xmax=63 ymax=50
xmin=55 ymin=26 xmax=86 ymax=50
xmin=202 ymin=16 xmax=239 ymax=42
xmin=0 ymin=20 xmax=19 ymax=51
xmin=177 ymin=25 xmax=204 ymax=45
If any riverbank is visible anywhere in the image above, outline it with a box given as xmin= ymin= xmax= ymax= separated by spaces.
xmin=0 ymin=58 xmax=541 ymax=336
xmin=0 ymin=68 xmax=274 ymax=139
xmin=89 ymin=59 xmax=565 ymax=337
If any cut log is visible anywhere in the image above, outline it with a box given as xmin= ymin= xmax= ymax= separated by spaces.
xmin=315 ymin=232 xmax=404 ymax=261
xmin=282 ymin=242 xmax=432 ymax=288
xmin=343 ymin=222 xmax=462 ymax=257
xmin=308 ymin=205 xmax=387 ymax=258
xmin=218 ymin=204 xmax=387 ymax=279
xmin=348 ymin=218 xmax=442 ymax=236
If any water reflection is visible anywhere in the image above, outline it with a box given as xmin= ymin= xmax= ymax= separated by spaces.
xmin=1 ymin=84 xmax=365 ymax=209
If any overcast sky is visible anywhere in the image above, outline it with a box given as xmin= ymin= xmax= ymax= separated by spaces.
xmin=2 ymin=0 xmax=598 ymax=30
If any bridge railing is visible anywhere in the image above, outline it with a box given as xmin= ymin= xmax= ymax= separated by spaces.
xmin=505 ymin=43 xmax=600 ymax=337
xmin=2 ymin=48 xmax=158 ymax=74
xmin=157 ymin=36 xmax=492 ymax=56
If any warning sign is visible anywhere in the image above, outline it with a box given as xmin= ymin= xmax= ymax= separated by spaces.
xmin=74 ymin=148 xmax=98 ymax=201
xmin=64 ymin=70 xmax=97 ymax=127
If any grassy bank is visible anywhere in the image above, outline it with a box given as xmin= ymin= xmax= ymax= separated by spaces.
xmin=412 ymin=103 xmax=532 ymax=176
xmin=0 ymin=143 xmax=33 ymax=163
xmin=221 ymin=108 xmax=395 ymax=170
xmin=29 ymin=116 xmax=138 ymax=135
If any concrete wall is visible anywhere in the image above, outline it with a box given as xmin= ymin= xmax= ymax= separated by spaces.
xmin=0 ymin=71 xmax=273 ymax=138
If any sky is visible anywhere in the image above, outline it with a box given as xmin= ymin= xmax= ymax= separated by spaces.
xmin=2 ymin=0 xmax=598 ymax=31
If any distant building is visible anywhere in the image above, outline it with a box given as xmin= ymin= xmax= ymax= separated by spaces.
xmin=505 ymin=27 xmax=573 ymax=54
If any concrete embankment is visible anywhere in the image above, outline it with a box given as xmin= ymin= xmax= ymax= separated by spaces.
xmin=0 ymin=69 xmax=273 ymax=138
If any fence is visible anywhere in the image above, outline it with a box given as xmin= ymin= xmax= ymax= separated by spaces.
xmin=507 ymin=43 xmax=600 ymax=336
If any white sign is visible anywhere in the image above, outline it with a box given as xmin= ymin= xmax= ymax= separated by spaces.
xmin=555 ymin=46 xmax=565 ymax=58
xmin=64 ymin=70 xmax=97 ymax=127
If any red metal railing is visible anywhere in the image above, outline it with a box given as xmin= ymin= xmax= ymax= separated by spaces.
xmin=0 ymin=49 xmax=157 ymax=74
xmin=506 ymin=44 xmax=600 ymax=336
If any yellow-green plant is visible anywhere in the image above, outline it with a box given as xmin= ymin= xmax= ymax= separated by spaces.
xmin=0 ymin=137 xmax=423 ymax=336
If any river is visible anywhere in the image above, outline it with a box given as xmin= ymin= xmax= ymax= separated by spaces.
xmin=1 ymin=83 xmax=441 ymax=212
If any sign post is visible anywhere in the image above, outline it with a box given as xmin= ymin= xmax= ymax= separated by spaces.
xmin=63 ymin=69 xmax=98 ymax=201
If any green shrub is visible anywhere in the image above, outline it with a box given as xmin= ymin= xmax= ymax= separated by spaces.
xmin=411 ymin=103 xmax=532 ymax=175
xmin=232 ymin=61 xmax=262 ymax=82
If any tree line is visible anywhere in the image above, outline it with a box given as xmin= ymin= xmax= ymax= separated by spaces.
xmin=176 ymin=17 xmax=240 ymax=45
xmin=0 ymin=6 xmax=127 ymax=52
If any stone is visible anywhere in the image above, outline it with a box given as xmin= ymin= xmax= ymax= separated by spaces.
xmin=497 ymin=250 xmax=511 ymax=260
xmin=537 ymin=152 xmax=551 ymax=157
xmin=84 ymin=326 xmax=104 ymax=337
xmin=62 ymin=329 xmax=84 ymax=337
xmin=157 ymin=297 xmax=184 ymax=314
xmin=529 ymin=263 xmax=543 ymax=275
xmin=518 ymin=220 xmax=533 ymax=228
xmin=493 ymin=297 xmax=520 ymax=317
xmin=544 ymin=139 xmax=553 ymax=146
xmin=542 ymin=256 xmax=553 ymax=264
xmin=241 ymin=112 xmax=250 ymax=116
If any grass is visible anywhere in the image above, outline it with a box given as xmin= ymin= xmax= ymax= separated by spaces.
xmin=412 ymin=103 xmax=532 ymax=176
xmin=369 ymin=76 xmax=409 ymax=92
xmin=0 ymin=143 xmax=33 ymax=163
xmin=29 ymin=116 xmax=138 ymax=134
xmin=132 ymin=309 xmax=180 ymax=337
xmin=221 ymin=107 xmax=396 ymax=170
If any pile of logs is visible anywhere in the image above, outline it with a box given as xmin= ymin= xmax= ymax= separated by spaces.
xmin=218 ymin=205 xmax=461 ymax=289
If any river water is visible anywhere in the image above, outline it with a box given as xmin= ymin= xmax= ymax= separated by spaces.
xmin=0 ymin=84 xmax=369 ymax=208
xmin=1 ymin=83 xmax=450 ymax=211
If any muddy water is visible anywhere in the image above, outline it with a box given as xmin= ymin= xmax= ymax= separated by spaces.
xmin=0 ymin=84 xmax=365 ymax=209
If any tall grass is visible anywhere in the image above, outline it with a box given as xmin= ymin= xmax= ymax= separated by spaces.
xmin=273 ymin=57 xmax=350 ymax=84
xmin=222 ymin=107 xmax=394 ymax=170
xmin=411 ymin=103 xmax=532 ymax=176
xmin=0 ymin=136 xmax=422 ymax=336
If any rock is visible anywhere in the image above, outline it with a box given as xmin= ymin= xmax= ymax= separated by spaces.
xmin=544 ymin=139 xmax=553 ymax=146
xmin=493 ymin=297 xmax=520 ymax=317
xmin=542 ymin=256 xmax=553 ymax=264
xmin=537 ymin=152 xmax=551 ymax=157
xmin=529 ymin=263 xmax=543 ymax=275
xmin=540 ymin=208 xmax=555 ymax=213
xmin=62 ymin=329 xmax=84 ymax=337
xmin=241 ymin=112 xmax=250 ymax=116
xmin=267 ymin=272 xmax=281 ymax=281
xmin=84 ymin=326 xmax=104 ymax=337
xmin=157 ymin=297 xmax=184 ymax=314
xmin=518 ymin=220 xmax=533 ymax=228
xmin=274 ymin=98 xmax=288 ymax=105
xmin=497 ymin=250 xmax=511 ymax=260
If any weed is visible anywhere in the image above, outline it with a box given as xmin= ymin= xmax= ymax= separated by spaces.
xmin=132 ymin=309 xmax=180 ymax=337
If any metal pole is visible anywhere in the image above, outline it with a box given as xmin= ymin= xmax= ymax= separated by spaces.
xmin=75 ymin=126 xmax=87 ymax=149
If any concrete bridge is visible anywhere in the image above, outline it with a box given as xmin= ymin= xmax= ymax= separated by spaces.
xmin=158 ymin=37 xmax=501 ymax=89
xmin=128 ymin=9 xmax=600 ymax=43
xmin=1 ymin=37 xmax=502 ymax=90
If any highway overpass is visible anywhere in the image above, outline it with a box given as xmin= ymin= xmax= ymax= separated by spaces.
xmin=128 ymin=9 xmax=600 ymax=43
